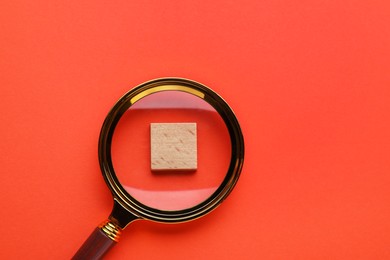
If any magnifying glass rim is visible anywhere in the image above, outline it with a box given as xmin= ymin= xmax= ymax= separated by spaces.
xmin=98 ymin=77 xmax=244 ymax=223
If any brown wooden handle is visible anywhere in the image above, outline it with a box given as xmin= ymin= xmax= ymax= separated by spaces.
xmin=72 ymin=228 xmax=117 ymax=260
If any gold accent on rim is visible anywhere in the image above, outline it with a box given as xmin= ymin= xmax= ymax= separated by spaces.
xmin=99 ymin=220 xmax=122 ymax=242
xmin=130 ymin=85 xmax=205 ymax=104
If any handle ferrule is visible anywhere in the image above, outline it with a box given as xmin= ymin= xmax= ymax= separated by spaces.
xmin=99 ymin=220 xmax=122 ymax=242
xmin=72 ymin=220 xmax=122 ymax=260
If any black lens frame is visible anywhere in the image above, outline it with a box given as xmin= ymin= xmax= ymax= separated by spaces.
xmin=98 ymin=78 xmax=244 ymax=223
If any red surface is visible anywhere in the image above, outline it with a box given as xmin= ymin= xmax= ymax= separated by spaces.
xmin=1 ymin=0 xmax=389 ymax=259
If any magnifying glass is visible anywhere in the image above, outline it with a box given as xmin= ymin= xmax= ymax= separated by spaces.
xmin=73 ymin=78 xmax=244 ymax=259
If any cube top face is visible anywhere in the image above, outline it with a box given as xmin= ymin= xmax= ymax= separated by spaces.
xmin=150 ymin=123 xmax=197 ymax=171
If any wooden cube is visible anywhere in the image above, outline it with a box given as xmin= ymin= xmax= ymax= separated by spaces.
xmin=150 ymin=123 xmax=197 ymax=171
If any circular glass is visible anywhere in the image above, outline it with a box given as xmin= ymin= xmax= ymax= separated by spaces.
xmin=98 ymin=78 xmax=244 ymax=223
xmin=112 ymin=90 xmax=231 ymax=211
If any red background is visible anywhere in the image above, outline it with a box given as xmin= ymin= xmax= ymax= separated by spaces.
xmin=1 ymin=1 xmax=389 ymax=259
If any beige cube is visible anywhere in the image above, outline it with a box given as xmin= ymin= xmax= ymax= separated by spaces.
xmin=150 ymin=123 xmax=197 ymax=171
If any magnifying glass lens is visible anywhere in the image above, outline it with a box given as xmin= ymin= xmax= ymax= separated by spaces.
xmin=111 ymin=91 xmax=231 ymax=211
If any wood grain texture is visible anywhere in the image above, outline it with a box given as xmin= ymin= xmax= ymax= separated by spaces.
xmin=150 ymin=123 xmax=197 ymax=171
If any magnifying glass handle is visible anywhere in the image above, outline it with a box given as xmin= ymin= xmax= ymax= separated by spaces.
xmin=73 ymin=202 xmax=138 ymax=259
xmin=72 ymin=220 xmax=121 ymax=260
